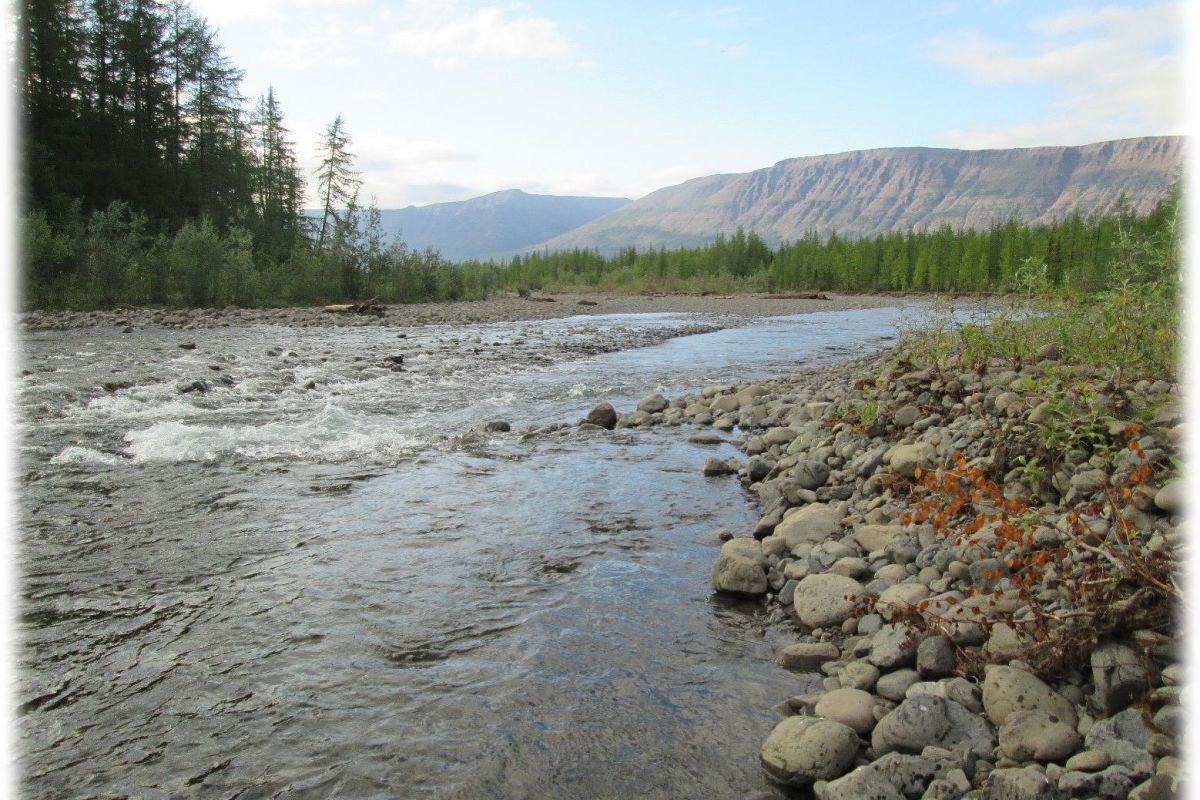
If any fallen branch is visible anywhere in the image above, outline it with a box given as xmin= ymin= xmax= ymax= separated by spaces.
xmin=323 ymin=299 xmax=386 ymax=315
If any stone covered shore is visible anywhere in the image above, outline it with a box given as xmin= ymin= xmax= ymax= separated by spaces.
xmin=581 ymin=348 xmax=1184 ymax=800
xmin=18 ymin=291 xmax=901 ymax=330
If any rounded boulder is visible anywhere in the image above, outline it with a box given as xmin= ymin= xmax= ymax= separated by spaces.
xmin=760 ymin=715 xmax=860 ymax=785
xmin=710 ymin=538 xmax=768 ymax=595
xmin=793 ymin=573 xmax=865 ymax=628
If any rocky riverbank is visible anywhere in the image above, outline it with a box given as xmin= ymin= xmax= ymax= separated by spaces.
xmin=17 ymin=292 xmax=900 ymax=331
xmin=577 ymin=347 xmax=1183 ymax=800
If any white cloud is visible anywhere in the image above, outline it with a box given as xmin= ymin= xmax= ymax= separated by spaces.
xmin=386 ymin=0 xmax=575 ymax=66
xmin=190 ymin=0 xmax=362 ymax=26
xmin=932 ymin=2 xmax=1184 ymax=148
xmin=310 ymin=135 xmax=479 ymax=206
xmin=263 ymin=16 xmax=358 ymax=70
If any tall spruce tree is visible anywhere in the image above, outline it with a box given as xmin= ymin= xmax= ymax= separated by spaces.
xmin=250 ymin=87 xmax=305 ymax=259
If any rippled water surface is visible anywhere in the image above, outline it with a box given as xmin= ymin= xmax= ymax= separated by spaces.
xmin=18 ymin=307 xmax=908 ymax=799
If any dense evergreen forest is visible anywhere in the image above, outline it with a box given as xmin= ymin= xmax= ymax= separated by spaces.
xmin=17 ymin=0 xmax=452 ymax=309
xmin=15 ymin=1 xmax=1180 ymax=310
xmin=470 ymin=191 xmax=1179 ymax=297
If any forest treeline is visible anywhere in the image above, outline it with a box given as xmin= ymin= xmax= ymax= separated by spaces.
xmin=16 ymin=1 xmax=1180 ymax=310
xmin=467 ymin=190 xmax=1180 ymax=298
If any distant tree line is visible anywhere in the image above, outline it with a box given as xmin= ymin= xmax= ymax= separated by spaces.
xmin=14 ymin=2 xmax=1179 ymax=309
xmin=477 ymin=189 xmax=1179 ymax=296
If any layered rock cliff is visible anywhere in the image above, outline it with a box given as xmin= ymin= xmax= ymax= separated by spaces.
xmin=537 ymin=137 xmax=1182 ymax=253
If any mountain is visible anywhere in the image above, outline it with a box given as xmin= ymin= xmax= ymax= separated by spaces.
xmin=536 ymin=137 xmax=1183 ymax=253
xmin=374 ymin=189 xmax=629 ymax=261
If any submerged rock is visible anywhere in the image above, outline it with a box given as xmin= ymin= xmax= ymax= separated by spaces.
xmin=585 ymin=401 xmax=618 ymax=429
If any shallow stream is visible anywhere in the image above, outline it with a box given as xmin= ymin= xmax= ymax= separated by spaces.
xmin=17 ymin=306 xmax=908 ymax=799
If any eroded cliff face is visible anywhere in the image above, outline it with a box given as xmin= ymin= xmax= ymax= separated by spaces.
xmin=538 ymin=137 xmax=1182 ymax=253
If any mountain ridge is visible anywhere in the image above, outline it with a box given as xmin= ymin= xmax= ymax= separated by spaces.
xmin=533 ymin=136 xmax=1183 ymax=254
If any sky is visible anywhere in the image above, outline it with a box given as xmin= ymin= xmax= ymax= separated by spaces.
xmin=140 ymin=1 xmax=1189 ymax=208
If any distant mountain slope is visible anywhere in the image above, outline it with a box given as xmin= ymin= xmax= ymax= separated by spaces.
xmin=536 ymin=137 xmax=1183 ymax=253
xmin=375 ymin=189 xmax=629 ymax=261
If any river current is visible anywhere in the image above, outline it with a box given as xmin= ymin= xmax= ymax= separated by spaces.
xmin=16 ymin=306 xmax=909 ymax=799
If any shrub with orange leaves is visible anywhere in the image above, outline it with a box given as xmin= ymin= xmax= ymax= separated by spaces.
xmin=895 ymin=441 xmax=1178 ymax=681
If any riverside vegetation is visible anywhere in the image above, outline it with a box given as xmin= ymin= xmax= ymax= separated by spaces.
xmin=566 ymin=219 xmax=1182 ymax=799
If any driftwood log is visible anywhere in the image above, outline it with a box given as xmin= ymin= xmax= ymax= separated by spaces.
xmin=767 ymin=292 xmax=828 ymax=300
xmin=323 ymin=299 xmax=386 ymax=315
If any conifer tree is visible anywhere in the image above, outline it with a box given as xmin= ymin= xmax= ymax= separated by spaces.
xmin=314 ymin=114 xmax=361 ymax=252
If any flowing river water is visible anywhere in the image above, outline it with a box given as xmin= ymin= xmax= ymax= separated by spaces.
xmin=17 ymin=305 xmax=911 ymax=799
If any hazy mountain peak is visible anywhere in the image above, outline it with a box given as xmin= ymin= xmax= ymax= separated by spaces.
xmin=375 ymin=190 xmax=630 ymax=260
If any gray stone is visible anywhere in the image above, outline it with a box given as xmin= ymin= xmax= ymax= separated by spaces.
xmin=761 ymin=715 xmax=860 ymax=785
xmin=817 ymin=752 xmax=956 ymax=800
xmin=999 ymin=709 xmax=1080 ymax=762
xmin=884 ymin=537 xmax=921 ymax=566
xmin=876 ymin=668 xmax=921 ymax=702
xmin=764 ymin=426 xmax=798 ymax=445
xmin=872 ymin=695 xmax=997 ymax=758
xmin=917 ymin=637 xmax=957 ymax=678
xmin=830 ymin=556 xmax=870 ymax=579
xmin=983 ymin=766 xmax=1058 ymax=800
xmin=777 ymin=642 xmax=841 ymax=670
xmin=984 ymin=623 xmax=1026 ymax=661
xmin=868 ymin=623 xmax=918 ymax=670
xmin=1058 ymin=765 xmax=1135 ymax=799
xmin=943 ymin=677 xmax=983 ymax=714
xmin=878 ymin=583 xmax=931 ymax=622
xmin=637 ymin=393 xmax=669 ymax=413
xmin=1090 ymin=642 xmax=1148 ymax=715
xmin=1063 ymin=750 xmax=1109 ymax=772
xmin=922 ymin=769 xmax=973 ymax=800
xmin=585 ymin=401 xmax=617 ymax=429
xmin=816 ymin=766 xmax=906 ymax=800
xmin=982 ymin=666 xmax=1078 ymax=727
xmin=778 ymin=578 xmax=798 ymax=606
xmin=815 ymin=687 xmax=879 ymax=735
xmin=1128 ymin=774 xmax=1180 ymax=800
xmin=840 ymin=661 xmax=881 ymax=692
xmin=1069 ymin=469 xmax=1106 ymax=493
xmin=702 ymin=456 xmax=736 ymax=476
xmin=710 ymin=395 xmax=740 ymax=413
xmin=710 ymin=538 xmax=768 ymax=595
xmin=761 ymin=535 xmax=788 ymax=558
xmin=775 ymin=503 xmax=844 ymax=548
xmin=893 ymin=405 xmax=921 ymax=428
xmin=890 ymin=442 xmax=938 ymax=478
xmin=1152 ymin=704 xmax=1182 ymax=737
xmin=1153 ymin=482 xmax=1183 ymax=514
xmin=856 ymin=524 xmax=905 ymax=553
xmin=794 ymin=573 xmax=866 ymax=628
xmin=795 ymin=460 xmax=832 ymax=489
xmin=1083 ymin=708 xmax=1154 ymax=779
xmin=747 ymin=456 xmax=772 ymax=483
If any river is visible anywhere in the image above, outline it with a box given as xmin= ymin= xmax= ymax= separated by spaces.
xmin=16 ymin=305 xmax=909 ymax=799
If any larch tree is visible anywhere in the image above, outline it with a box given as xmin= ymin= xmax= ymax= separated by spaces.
xmin=314 ymin=114 xmax=360 ymax=253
